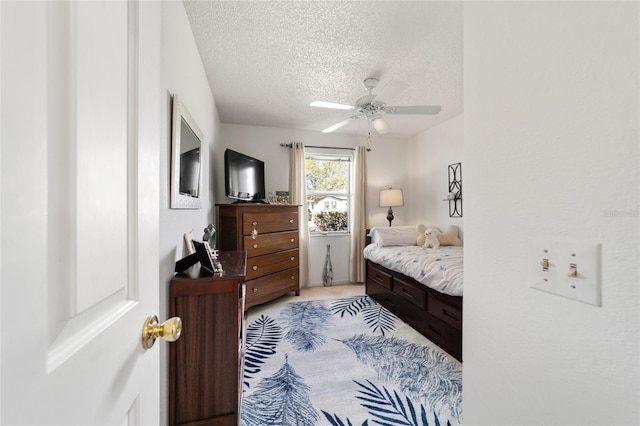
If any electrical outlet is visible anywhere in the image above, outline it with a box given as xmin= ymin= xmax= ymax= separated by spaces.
xmin=528 ymin=239 xmax=602 ymax=306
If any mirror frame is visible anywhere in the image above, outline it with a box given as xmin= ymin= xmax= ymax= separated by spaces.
xmin=170 ymin=94 xmax=203 ymax=209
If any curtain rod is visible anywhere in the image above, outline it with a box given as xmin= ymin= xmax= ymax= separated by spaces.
xmin=280 ymin=143 xmax=371 ymax=151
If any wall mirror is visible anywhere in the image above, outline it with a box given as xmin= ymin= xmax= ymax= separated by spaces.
xmin=171 ymin=94 xmax=203 ymax=209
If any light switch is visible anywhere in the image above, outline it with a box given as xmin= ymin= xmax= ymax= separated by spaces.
xmin=528 ymin=239 xmax=602 ymax=306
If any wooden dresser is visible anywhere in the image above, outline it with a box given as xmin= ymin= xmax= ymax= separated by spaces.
xmin=217 ymin=203 xmax=300 ymax=309
xmin=169 ymin=251 xmax=246 ymax=426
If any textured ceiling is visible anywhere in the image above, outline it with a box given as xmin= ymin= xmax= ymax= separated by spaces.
xmin=183 ymin=1 xmax=463 ymax=138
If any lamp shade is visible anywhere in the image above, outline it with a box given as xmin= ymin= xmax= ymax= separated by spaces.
xmin=379 ymin=188 xmax=404 ymax=207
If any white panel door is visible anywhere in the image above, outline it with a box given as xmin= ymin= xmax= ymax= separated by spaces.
xmin=1 ymin=1 xmax=161 ymax=424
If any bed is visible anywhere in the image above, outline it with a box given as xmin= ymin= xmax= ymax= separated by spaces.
xmin=364 ymin=226 xmax=463 ymax=362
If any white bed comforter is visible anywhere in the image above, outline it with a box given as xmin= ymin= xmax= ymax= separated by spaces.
xmin=363 ymin=244 xmax=463 ymax=297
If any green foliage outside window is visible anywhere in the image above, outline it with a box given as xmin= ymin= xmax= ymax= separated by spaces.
xmin=305 ymin=159 xmax=348 ymax=193
xmin=305 ymin=157 xmax=350 ymax=233
xmin=312 ymin=210 xmax=348 ymax=232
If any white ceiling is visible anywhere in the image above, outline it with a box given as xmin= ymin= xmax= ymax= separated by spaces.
xmin=183 ymin=1 xmax=463 ymax=138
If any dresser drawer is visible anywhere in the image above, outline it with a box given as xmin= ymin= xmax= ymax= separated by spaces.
xmin=243 ymin=231 xmax=298 ymax=257
xmin=246 ymin=268 xmax=299 ymax=307
xmin=393 ymin=276 xmax=426 ymax=311
xmin=367 ymin=280 xmax=406 ymax=316
xmin=425 ymin=315 xmax=462 ymax=359
xmin=427 ymin=295 xmax=462 ymax=330
xmin=243 ymin=212 xmax=298 ymax=235
xmin=367 ymin=262 xmax=392 ymax=290
xmin=246 ymin=249 xmax=299 ymax=280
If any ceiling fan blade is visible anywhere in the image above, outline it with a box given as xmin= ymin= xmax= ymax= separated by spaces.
xmin=371 ymin=116 xmax=391 ymax=134
xmin=310 ymin=101 xmax=354 ymax=111
xmin=384 ymin=105 xmax=442 ymax=115
xmin=321 ymin=115 xmax=360 ymax=133
xmin=372 ymin=80 xmax=409 ymax=104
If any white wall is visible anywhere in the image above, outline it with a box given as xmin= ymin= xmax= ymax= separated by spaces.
xmin=407 ymin=114 xmax=464 ymax=239
xmin=159 ymin=3 xmax=219 ymax=425
xmin=463 ymin=2 xmax=639 ymax=425
xmin=218 ymin=123 xmax=412 ymax=285
xmin=365 ymin=135 xmax=414 ymax=228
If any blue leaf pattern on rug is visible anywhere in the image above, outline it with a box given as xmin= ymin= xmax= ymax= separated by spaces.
xmin=360 ymin=302 xmax=396 ymax=336
xmin=321 ymin=411 xmax=369 ymax=426
xmin=340 ymin=334 xmax=462 ymax=420
xmin=241 ymin=296 xmax=462 ymax=425
xmin=281 ymin=300 xmax=333 ymax=352
xmin=242 ymin=355 xmax=319 ymax=426
xmin=330 ymin=296 xmax=372 ymax=317
xmin=353 ymin=380 xmax=451 ymax=426
xmin=330 ymin=296 xmax=396 ymax=336
xmin=243 ymin=314 xmax=283 ymax=389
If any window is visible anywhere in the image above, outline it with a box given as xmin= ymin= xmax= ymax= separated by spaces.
xmin=305 ymin=153 xmax=351 ymax=234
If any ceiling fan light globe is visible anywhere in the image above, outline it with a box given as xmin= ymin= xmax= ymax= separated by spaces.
xmin=372 ymin=116 xmax=391 ymax=134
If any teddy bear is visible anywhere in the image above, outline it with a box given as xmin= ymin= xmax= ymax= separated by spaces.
xmin=416 ymin=224 xmax=441 ymax=248
xmin=424 ymin=228 xmax=441 ymax=249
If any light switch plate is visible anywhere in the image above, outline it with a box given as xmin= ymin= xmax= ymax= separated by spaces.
xmin=528 ymin=239 xmax=602 ymax=306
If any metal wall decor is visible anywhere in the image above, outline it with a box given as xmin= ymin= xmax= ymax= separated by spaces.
xmin=447 ymin=162 xmax=462 ymax=218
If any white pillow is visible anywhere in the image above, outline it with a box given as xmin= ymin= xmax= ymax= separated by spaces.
xmin=369 ymin=226 xmax=417 ymax=246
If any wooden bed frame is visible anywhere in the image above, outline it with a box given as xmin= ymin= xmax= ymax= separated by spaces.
xmin=365 ymin=255 xmax=463 ymax=362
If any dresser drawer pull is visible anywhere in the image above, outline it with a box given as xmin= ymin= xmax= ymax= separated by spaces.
xmin=252 ymin=265 xmax=258 ymax=271
xmin=252 ymin=221 xmax=258 ymax=226
xmin=252 ymin=287 xmax=258 ymax=293
xmin=428 ymin=324 xmax=442 ymax=337
xmin=290 ymin=238 xmax=295 ymax=243
xmin=401 ymin=288 xmax=414 ymax=298
xmin=442 ymin=309 xmax=460 ymax=321
xmin=290 ymin=256 xmax=295 ymax=261
xmin=252 ymin=244 xmax=258 ymax=249
xmin=289 ymin=218 xmax=294 ymax=224
xmin=291 ymin=275 xmax=296 ymax=280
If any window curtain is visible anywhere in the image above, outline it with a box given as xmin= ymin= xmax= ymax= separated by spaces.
xmin=288 ymin=142 xmax=310 ymax=287
xmin=349 ymin=145 xmax=367 ymax=283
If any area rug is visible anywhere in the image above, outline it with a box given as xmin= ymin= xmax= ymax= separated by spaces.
xmin=241 ymin=295 xmax=462 ymax=426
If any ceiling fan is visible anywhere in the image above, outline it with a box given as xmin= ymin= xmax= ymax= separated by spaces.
xmin=310 ymin=77 xmax=441 ymax=134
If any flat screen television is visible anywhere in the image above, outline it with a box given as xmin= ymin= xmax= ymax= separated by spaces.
xmin=224 ymin=149 xmax=266 ymax=202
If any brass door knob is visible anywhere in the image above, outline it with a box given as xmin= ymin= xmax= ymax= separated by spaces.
xmin=141 ymin=315 xmax=182 ymax=350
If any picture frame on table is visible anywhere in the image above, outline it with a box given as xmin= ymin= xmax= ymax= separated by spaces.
xmin=192 ymin=240 xmax=216 ymax=272
xmin=275 ymin=190 xmax=290 ymax=205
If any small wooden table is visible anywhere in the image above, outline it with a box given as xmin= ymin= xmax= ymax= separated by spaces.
xmin=168 ymin=251 xmax=247 ymax=426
